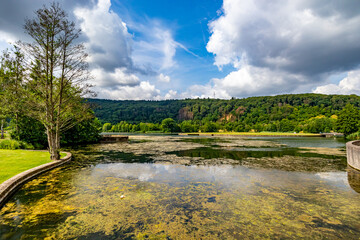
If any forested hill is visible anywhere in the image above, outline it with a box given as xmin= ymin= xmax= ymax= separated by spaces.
xmin=87 ymin=93 xmax=360 ymax=126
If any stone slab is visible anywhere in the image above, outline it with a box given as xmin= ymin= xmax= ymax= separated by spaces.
xmin=347 ymin=140 xmax=360 ymax=171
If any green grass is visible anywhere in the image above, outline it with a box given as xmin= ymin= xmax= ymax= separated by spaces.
xmin=0 ymin=150 xmax=66 ymax=183
xmin=181 ymin=132 xmax=321 ymax=136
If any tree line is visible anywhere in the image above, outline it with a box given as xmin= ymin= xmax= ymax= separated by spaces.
xmin=94 ymin=94 xmax=360 ymax=137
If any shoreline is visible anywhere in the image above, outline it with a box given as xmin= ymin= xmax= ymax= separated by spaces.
xmin=0 ymin=151 xmax=72 ymax=208
xmin=178 ymin=132 xmax=343 ymax=138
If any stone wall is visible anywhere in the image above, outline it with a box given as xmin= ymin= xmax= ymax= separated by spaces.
xmin=346 ymin=140 xmax=360 ymax=171
xmin=0 ymin=152 xmax=72 ymax=208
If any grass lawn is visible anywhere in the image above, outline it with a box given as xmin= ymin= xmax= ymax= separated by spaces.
xmin=0 ymin=150 xmax=66 ymax=184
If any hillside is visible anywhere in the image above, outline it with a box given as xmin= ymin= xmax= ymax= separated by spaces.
xmin=86 ymin=93 xmax=360 ymax=133
xmin=87 ymin=93 xmax=360 ymax=124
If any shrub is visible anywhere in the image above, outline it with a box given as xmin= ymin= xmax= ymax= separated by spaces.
xmin=347 ymin=131 xmax=360 ymax=140
xmin=0 ymin=140 xmax=20 ymax=149
xmin=0 ymin=139 xmax=34 ymax=150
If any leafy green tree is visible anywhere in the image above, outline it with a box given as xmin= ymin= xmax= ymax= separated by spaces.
xmin=102 ymin=123 xmax=112 ymax=132
xmin=11 ymin=115 xmax=101 ymax=148
xmin=10 ymin=116 xmax=48 ymax=149
xmin=279 ymin=119 xmax=295 ymax=132
xmin=180 ymin=120 xmax=196 ymax=132
xmin=336 ymin=104 xmax=360 ymax=136
xmin=0 ymin=65 xmax=6 ymax=139
xmin=0 ymin=46 xmax=26 ymax=136
xmin=161 ymin=118 xmax=180 ymax=133
xmin=61 ymin=117 xmax=102 ymax=146
xmin=303 ymin=116 xmax=334 ymax=133
xmin=200 ymin=122 xmax=218 ymax=132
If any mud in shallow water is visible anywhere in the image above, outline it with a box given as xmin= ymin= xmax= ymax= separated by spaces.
xmin=0 ymin=135 xmax=359 ymax=239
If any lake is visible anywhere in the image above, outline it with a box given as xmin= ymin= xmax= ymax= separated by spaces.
xmin=0 ymin=135 xmax=359 ymax=239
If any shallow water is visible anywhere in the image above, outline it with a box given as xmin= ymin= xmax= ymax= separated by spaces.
xmin=0 ymin=136 xmax=359 ymax=239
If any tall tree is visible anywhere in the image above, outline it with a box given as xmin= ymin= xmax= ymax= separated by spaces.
xmin=21 ymin=2 xmax=93 ymax=159
xmin=0 ymin=53 xmax=6 ymax=139
xmin=336 ymin=104 xmax=360 ymax=136
xmin=0 ymin=47 xmax=26 ymax=137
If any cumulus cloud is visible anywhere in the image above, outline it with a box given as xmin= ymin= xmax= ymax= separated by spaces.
xmin=91 ymin=68 xmax=140 ymax=88
xmin=207 ymin=0 xmax=360 ymax=74
xmin=0 ymin=0 xmax=91 ymax=46
xmin=74 ymin=0 xmax=133 ymax=72
xmin=164 ymin=90 xmax=178 ymax=99
xmin=157 ymin=73 xmax=171 ymax=83
xmin=199 ymin=0 xmax=360 ymax=98
xmin=0 ymin=0 xmax=180 ymax=100
xmin=313 ymin=70 xmax=360 ymax=95
xmin=96 ymin=81 xmax=161 ymax=100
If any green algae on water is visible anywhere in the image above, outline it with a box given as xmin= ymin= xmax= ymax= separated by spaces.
xmin=0 ymin=135 xmax=359 ymax=239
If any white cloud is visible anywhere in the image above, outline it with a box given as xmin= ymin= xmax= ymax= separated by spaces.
xmin=0 ymin=0 xmax=179 ymax=100
xmin=157 ymin=73 xmax=171 ymax=83
xmin=74 ymin=0 xmax=176 ymax=100
xmin=164 ymin=90 xmax=178 ymax=99
xmin=91 ymin=67 xmax=140 ymax=88
xmin=132 ymin=23 xmax=179 ymax=71
xmin=180 ymin=63 xmax=309 ymax=99
xmin=313 ymin=70 xmax=360 ymax=95
xmin=202 ymin=0 xmax=360 ymax=98
xmin=0 ymin=31 xmax=17 ymax=45
xmin=96 ymin=81 xmax=161 ymax=100
xmin=74 ymin=0 xmax=133 ymax=71
xmin=207 ymin=0 xmax=360 ymax=73
xmin=181 ymin=83 xmax=231 ymax=99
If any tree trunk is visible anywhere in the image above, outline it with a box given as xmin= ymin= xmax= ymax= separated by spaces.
xmin=1 ymin=119 xmax=4 ymax=139
xmin=15 ymin=113 xmax=19 ymax=138
xmin=55 ymin=129 xmax=61 ymax=150
xmin=47 ymin=128 xmax=60 ymax=160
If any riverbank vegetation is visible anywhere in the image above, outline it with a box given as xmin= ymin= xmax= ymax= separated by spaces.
xmin=93 ymin=94 xmax=360 ymax=136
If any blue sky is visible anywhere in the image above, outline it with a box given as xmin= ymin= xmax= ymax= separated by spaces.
xmin=110 ymin=0 xmax=235 ymax=91
xmin=1 ymin=0 xmax=360 ymax=99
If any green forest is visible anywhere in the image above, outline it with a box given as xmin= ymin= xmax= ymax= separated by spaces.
xmin=88 ymin=93 xmax=360 ymax=136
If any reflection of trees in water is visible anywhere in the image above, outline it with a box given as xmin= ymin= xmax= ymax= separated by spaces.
xmin=347 ymin=167 xmax=360 ymax=193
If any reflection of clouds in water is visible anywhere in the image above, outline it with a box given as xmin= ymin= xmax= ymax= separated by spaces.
xmin=87 ymin=163 xmax=352 ymax=193
xmin=92 ymin=163 xmax=246 ymax=184
xmin=315 ymin=172 xmax=347 ymax=185
xmin=191 ymin=165 xmax=232 ymax=176
xmin=95 ymin=163 xmax=157 ymax=181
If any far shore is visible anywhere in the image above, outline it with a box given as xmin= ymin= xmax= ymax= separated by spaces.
xmin=101 ymin=132 xmax=344 ymax=138
xmin=179 ymin=132 xmax=324 ymax=137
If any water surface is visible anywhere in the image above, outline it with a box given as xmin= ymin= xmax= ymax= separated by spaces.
xmin=0 ymin=136 xmax=359 ymax=239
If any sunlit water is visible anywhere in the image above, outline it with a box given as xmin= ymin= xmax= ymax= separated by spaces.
xmin=0 ymin=136 xmax=359 ymax=239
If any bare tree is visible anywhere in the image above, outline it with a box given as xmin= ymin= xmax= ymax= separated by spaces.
xmin=21 ymin=2 xmax=93 ymax=159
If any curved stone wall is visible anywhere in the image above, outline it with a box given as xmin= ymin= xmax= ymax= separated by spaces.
xmin=0 ymin=152 xmax=72 ymax=208
xmin=346 ymin=140 xmax=360 ymax=171
xmin=347 ymin=167 xmax=360 ymax=193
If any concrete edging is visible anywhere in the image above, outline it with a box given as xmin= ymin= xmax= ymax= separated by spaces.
xmin=0 ymin=151 xmax=72 ymax=208
xmin=346 ymin=140 xmax=360 ymax=171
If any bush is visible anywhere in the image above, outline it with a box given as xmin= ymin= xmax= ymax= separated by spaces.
xmin=161 ymin=118 xmax=180 ymax=133
xmin=0 ymin=139 xmax=34 ymax=150
xmin=347 ymin=131 xmax=360 ymax=140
